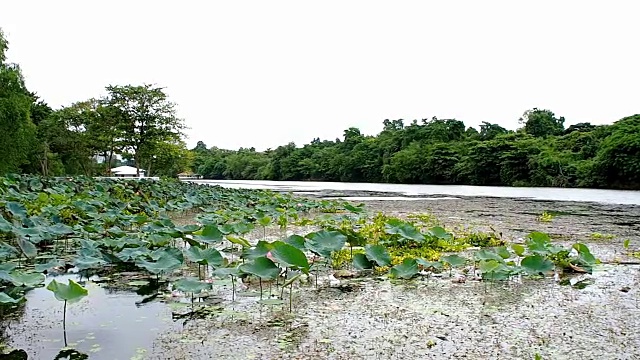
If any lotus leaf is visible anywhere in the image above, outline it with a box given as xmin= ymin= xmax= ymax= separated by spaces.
xmin=136 ymin=253 xmax=182 ymax=275
xmin=243 ymin=240 xmax=274 ymax=260
xmin=284 ymin=235 xmax=306 ymax=250
xmin=185 ymin=245 xmax=224 ymax=267
xmin=226 ymin=235 xmax=251 ymax=248
xmin=194 ymin=224 xmax=224 ymax=244
xmin=239 ymin=256 xmax=280 ymax=280
xmin=0 ymin=292 xmax=25 ymax=304
xmin=35 ymin=259 xmax=64 ymax=273
xmin=474 ymin=249 xmax=504 ymax=262
xmin=306 ymin=230 xmax=347 ymax=258
xmin=521 ymin=255 xmax=554 ymax=275
xmin=177 ymin=224 xmax=201 ymax=234
xmin=9 ymin=271 xmax=45 ymax=287
xmin=343 ymin=203 xmax=365 ymax=213
xmin=48 ymin=223 xmax=74 ymax=235
xmin=384 ymin=219 xmax=425 ymax=242
xmin=440 ymin=254 xmax=467 ymax=268
xmin=46 ymin=279 xmax=88 ymax=303
xmin=0 ymin=243 xmax=18 ymax=259
xmin=270 ymin=242 xmax=309 ymax=273
xmin=512 ymin=244 xmax=525 ymax=256
xmin=527 ymin=231 xmax=552 ymax=254
xmin=0 ymin=215 xmax=13 ymax=232
xmin=389 ymin=258 xmax=419 ymax=279
xmin=365 ymin=244 xmax=391 ymax=267
xmin=427 ymin=226 xmax=452 ymax=240
xmin=73 ymin=255 xmax=107 ymax=271
xmin=174 ymin=277 xmax=212 ymax=293
xmin=416 ymin=259 xmax=443 ymax=270
xmin=495 ymin=246 xmax=511 ymax=259
xmin=353 ymin=253 xmax=374 ymax=270
xmin=213 ymin=266 xmax=241 ymax=278
xmin=257 ymin=216 xmax=272 ymax=227
xmin=16 ymin=238 xmax=37 ymax=258
xmin=6 ymin=202 xmax=27 ymax=219
xmin=479 ymin=260 xmax=512 ymax=280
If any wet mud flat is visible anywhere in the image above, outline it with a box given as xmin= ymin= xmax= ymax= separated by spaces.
xmin=361 ymin=196 xmax=640 ymax=242
xmin=149 ymin=266 xmax=640 ymax=359
xmin=148 ymin=195 xmax=640 ymax=360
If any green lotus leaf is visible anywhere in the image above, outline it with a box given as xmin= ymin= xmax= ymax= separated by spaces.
xmin=521 ymin=255 xmax=554 ymax=275
xmin=365 ymin=244 xmax=391 ymax=267
xmin=239 ymin=256 xmax=280 ymax=280
xmin=174 ymin=277 xmax=212 ymax=293
xmin=305 ymin=230 xmax=346 ymax=258
xmin=353 ymin=253 xmax=373 ymax=270
xmin=389 ymin=258 xmax=419 ymax=279
xmin=0 ymin=292 xmax=25 ymax=304
xmin=185 ymin=245 xmax=224 ymax=267
xmin=46 ymin=279 xmax=88 ymax=303
xmin=9 ymin=270 xmax=45 ymax=287
xmin=270 ymin=242 xmax=309 ymax=273
xmin=440 ymin=254 xmax=467 ymax=268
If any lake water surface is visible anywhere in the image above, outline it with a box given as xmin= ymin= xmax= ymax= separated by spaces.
xmin=189 ymin=180 xmax=640 ymax=205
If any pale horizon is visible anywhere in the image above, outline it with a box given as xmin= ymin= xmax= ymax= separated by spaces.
xmin=1 ymin=0 xmax=638 ymax=151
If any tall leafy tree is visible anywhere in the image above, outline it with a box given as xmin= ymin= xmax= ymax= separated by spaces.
xmin=592 ymin=115 xmax=640 ymax=189
xmin=86 ymin=100 xmax=126 ymax=174
xmin=105 ymin=84 xmax=185 ymax=175
xmin=520 ymin=108 xmax=565 ymax=137
xmin=479 ymin=121 xmax=509 ymax=140
xmin=190 ymin=111 xmax=640 ymax=189
xmin=0 ymin=28 xmax=37 ymax=174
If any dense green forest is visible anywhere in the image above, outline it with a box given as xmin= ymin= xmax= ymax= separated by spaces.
xmin=0 ymin=28 xmax=190 ymax=178
xmin=2 ymin=28 xmax=639 ymax=189
xmin=192 ymin=111 xmax=640 ymax=189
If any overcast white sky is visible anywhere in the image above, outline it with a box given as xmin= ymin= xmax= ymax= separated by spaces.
xmin=1 ymin=1 xmax=638 ymax=150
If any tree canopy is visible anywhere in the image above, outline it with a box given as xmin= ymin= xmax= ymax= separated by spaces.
xmin=1 ymin=27 xmax=638 ymax=189
xmin=191 ymin=113 xmax=640 ymax=190
xmin=0 ymin=28 xmax=190 ymax=178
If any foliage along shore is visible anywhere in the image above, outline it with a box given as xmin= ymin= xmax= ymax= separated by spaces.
xmin=2 ymin=28 xmax=638 ymax=189
xmin=0 ymin=175 xmax=599 ymax=309
xmin=192 ymin=111 xmax=640 ymax=190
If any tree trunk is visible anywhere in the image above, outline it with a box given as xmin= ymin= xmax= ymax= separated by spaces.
xmin=41 ymin=143 xmax=48 ymax=176
xmin=134 ymin=152 xmax=140 ymax=177
xmin=107 ymin=149 xmax=114 ymax=175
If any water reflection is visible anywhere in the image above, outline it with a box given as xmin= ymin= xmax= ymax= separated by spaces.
xmin=3 ymin=273 xmax=176 ymax=360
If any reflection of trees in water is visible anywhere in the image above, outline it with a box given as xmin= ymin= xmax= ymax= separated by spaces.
xmin=1 ymin=304 xmax=89 ymax=360
xmin=53 ymin=348 xmax=89 ymax=359
xmin=102 ymin=278 xmax=164 ymax=297
xmin=2 ymin=348 xmax=28 ymax=359
xmin=0 ymin=303 xmax=26 ymax=346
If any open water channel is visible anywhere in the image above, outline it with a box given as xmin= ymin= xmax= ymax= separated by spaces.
xmin=188 ymin=180 xmax=640 ymax=205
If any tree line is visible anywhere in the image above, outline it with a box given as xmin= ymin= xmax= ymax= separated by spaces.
xmin=191 ymin=110 xmax=640 ymax=189
xmin=2 ymin=27 xmax=638 ymax=188
xmin=0 ymin=28 xmax=188 ymax=177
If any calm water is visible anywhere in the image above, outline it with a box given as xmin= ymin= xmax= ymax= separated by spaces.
xmin=189 ymin=180 xmax=640 ymax=205
xmin=4 ymin=273 xmax=177 ymax=360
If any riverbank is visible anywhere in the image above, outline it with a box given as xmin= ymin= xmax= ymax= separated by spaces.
xmin=148 ymin=195 xmax=640 ymax=359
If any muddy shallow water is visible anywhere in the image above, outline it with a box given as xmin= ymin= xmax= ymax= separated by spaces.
xmin=148 ymin=265 xmax=640 ymax=359
xmin=3 ymin=194 xmax=640 ymax=359
xmin=3 ymin=273 xmax=179 ymax=360
xmin=146 ymin=195 xmax=640 ymax=360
